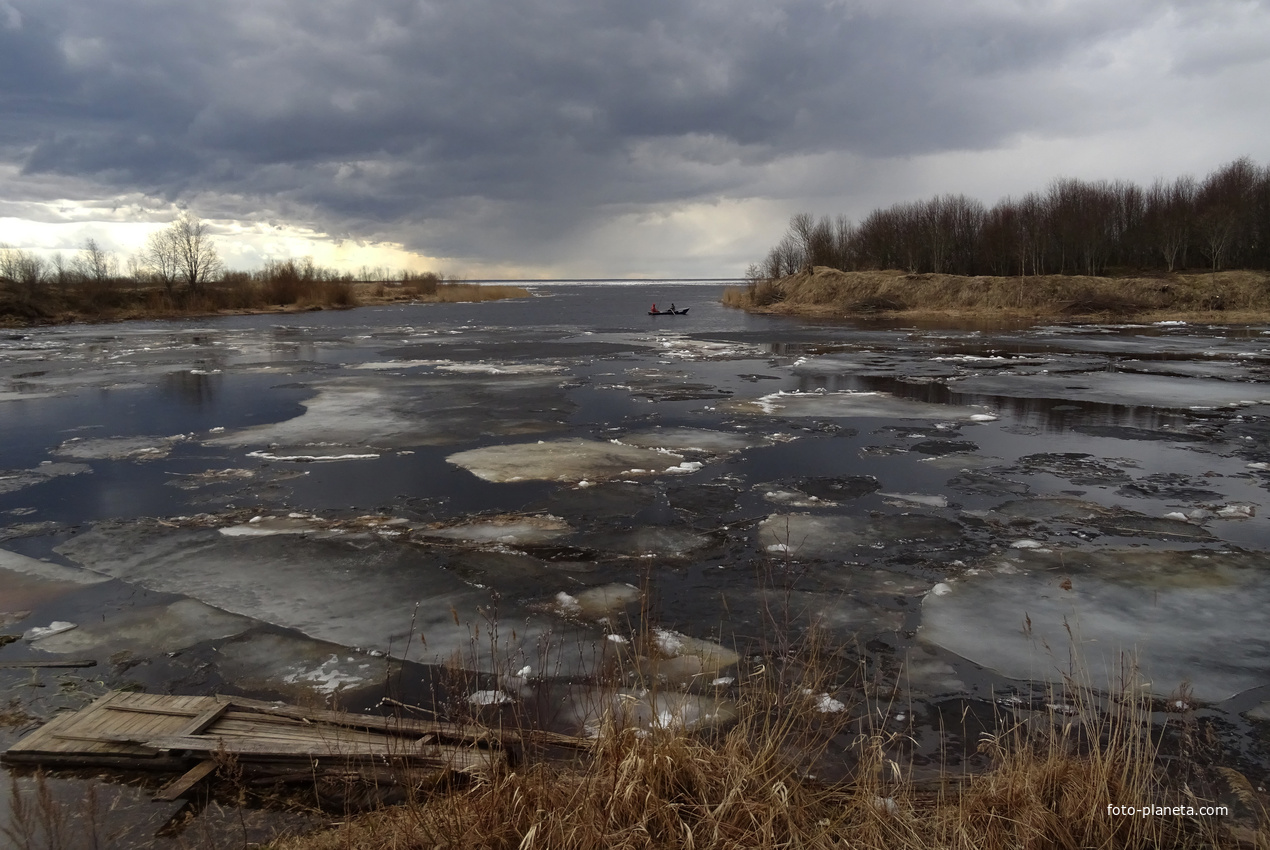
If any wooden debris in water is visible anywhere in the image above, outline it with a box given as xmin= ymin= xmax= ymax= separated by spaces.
xmin=0 ymin=690 xmax=532 ymax=799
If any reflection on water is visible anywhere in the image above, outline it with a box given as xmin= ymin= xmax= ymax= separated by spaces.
xmin=160 ymin=369 xmax=220 ymax=408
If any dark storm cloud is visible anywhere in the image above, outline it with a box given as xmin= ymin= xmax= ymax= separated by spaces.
xmin=0 ymin=0 xmax=1192 ymax=261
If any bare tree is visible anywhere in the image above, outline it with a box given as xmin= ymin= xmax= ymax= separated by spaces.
xmin=145 ymin=228 xmax=181 ymax=294
xmin=74 ymin=238 xmax=117 ymax=283
xmin=1196 ymin=157 xmax=1258 ymax=272
xmin=1145 ymin=176 xmax=1196 ymax=272
xmin=49 ymin=252 xmax=70 ymax=289
xmin=166 ymin=213 xmax=222 ymax=292
xmin=0 ymin=245 xmax=47 ymax=301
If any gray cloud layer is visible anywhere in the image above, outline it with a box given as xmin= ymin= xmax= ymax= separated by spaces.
xmin=3 ymin=0 xmax=1268 ymax=273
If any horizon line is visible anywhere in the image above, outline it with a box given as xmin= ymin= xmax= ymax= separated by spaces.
xmin=463 ymin=277 xmax=746 ymax=283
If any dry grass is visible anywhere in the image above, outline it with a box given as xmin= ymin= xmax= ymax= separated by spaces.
xmin=266 ymin=642 xmax=1254 ymax=850
xmin=724 ymin=267 xmax=1270 ymax=324
xmin=0 ymin=278 xmax=529 ymax=327
xmin=431 ymin=283 xmax=531 ymax=303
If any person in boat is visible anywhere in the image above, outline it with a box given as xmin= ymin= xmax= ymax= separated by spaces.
xmin=651 ymin=303 xmax=656 ymax=312
xmin=669 ymin=303 xmax=676 ymax=313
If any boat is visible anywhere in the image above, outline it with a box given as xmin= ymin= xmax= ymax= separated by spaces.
xmin=648 ymin=308 xmax=689 ymax=315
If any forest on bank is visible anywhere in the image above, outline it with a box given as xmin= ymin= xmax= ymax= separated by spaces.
xmin=749 ymin=157 xmax=1270 ymax=280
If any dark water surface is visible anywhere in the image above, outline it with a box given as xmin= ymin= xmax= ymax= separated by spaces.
xmin=3 ymin=283 xmax=1270 ymax=842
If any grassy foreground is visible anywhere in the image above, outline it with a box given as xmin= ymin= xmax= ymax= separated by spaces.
xmin=723 ymin=267 xmax=1270 ymax=324
xmin=262 ymin=644 xmax=1264 ymax=850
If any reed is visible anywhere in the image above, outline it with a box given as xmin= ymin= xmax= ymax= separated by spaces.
xmin=267 ymin=643 xmax=1251 ymax=849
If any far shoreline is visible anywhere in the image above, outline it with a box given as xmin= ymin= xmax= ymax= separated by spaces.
xmin=722 ymin=267 xmax=1270 ymax=327
xmin=0 ymin=281 xmax=533 ymax=329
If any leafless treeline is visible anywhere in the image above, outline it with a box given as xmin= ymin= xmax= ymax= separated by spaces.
xmin=751 ymin=157 xmax=1270 ymax=279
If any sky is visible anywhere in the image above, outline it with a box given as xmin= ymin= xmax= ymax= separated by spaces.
xmin=2 ymin=0 xmax=1269 ymax=279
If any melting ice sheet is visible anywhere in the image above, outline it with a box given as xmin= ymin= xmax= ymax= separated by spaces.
xmin=447 ymin=438 xmax=685 ymax=483
xmin=921 ymin=548 xmax=1270 ymax=702
xmin=721 ymin=390 xmax=997 ymax=421
xmin=206 ymin=372 xmax=575 ymax=452
xmin=53 ymin=524 xmax=605 ymax=676
xmin=951 ymin=372 xmax=1270 ymax=409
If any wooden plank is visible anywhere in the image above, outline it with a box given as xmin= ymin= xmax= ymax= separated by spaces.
xmin=0 ymin=660 xmax=97 ymax=669
xmin=173 ymin=704 xmax=231 ymax=738
xmin=103 ymin=704 xmax=203 ymax=717
xmin=153 ymin=759 xmax=218 ymax=802
xmin=136 ymin=735 xmax=499 ymax=771
xmin=226 ymin=696 xmax=502 ymax=745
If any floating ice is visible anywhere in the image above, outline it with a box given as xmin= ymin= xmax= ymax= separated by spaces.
xmin=0 ymin=547 xmax=109 ymax=585
xmin=219 ymin=516 xmax=322 ymax=536
xmin=246 ymin=451 xmax=380 ymax=462
xmin=554 ymin=592 xmax=582 ymax=616
xmin=54 ymin=435 xmax=187 ymax=461
xmin=1010 ymin=539 xmax=1045 ymax=549
xmin=880 ymin=492 xmax=949 ymax=509
xmin=0 ymin=462 xmax=92 ymax=495
xmin=616 ymin=427 xmax=766 ymax=455
xmin=468 ymin=689 xmax=515 ymax=706
xmin=565 ymin=688 xmax=737 ymax=737
xmin=579 ymin=527 xmax=713 ymax=558
xmin=811 ymin=693 xmax=846 ymax=713
xmin=352 ymin=359 xmax=444 ymax=370
xmin=281 ymin=653 xmax=371 ymax=695
xmin=448 ymin=438 xmax=683 ymax=483
xmin=36 ymin=599 xmax=252 ymax=655
xmin=422 ymin=515 xmax=571 ymax=545
xmin=55 ymin=522 xmax=605 ymax=676
xmin=215 ymin=631 xmax=390 ymax=701
xmin=436 ymin=362 xmax=565 ymax=375
xmin=921 ymin=548 xmax=1270 ymax=701
xmin=952 ymin=372 xmax=1270 ymax=409
xmin=23 ymin=621 xmax=76 ymax=642
xmin=569 ymin=583 xmax=641 ymax=619
xmin=665 ymin=461 xmax=704 ymax=474
xmin=209 ymin=373 xmax=574 ymax=452
xmin=1216 ymin=504 xmax=1255 ymax=519
xmin=757 ymin=513 xmax=964 ymax=560
xmin=722 ymin=390 xmax=994 ymax=421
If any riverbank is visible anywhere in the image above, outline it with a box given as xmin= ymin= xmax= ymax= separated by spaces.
xmin=723 ymin=267 xmax=1270 ymax=324
xmin=0 ymin=280 xmax=531 ymax=327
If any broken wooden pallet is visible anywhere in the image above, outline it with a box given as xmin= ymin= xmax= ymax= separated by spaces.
xmin=1 ymin=690 xmax=510 ymax=798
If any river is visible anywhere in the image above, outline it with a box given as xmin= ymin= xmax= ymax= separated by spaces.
xmin=2 ymin=282 xmax=1269 ymax=844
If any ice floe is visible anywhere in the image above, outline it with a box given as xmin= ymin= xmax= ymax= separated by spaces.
xmin=952 ymin=372 xmax=1270 ymax=409
xmin=721 ymin=390 xmax=996 ymax=421
xmin=23 ymin=621 xmax=76 ymax=642
xmin=54 ymin=435 xmax=190 ymax=461
xmin=757 ymin=513 xmax=964 ymax=560
xmin=54 ymin=522 xmax=606 ymax=676
xmin=0 ymin=462 xmax=92 ymax=495
xmin=447 ymin=438 xmax=683 ymax=483
xmin=35 ymin=599 xmax=252 ymax=655
xmin=208 ymin=373 xmax=575 ymax=452
xmin=615 ymin=427 xmax=768 ymax=455
xmin=564 ymin=689 xmax=737 ymax=737
xmin=0 ymin=547 xmax=109 ymax=585
xmin=921 ymin=548 xmax=1270 ymax=701
xmin=422 ymin=515 xmax=571 ymax=545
